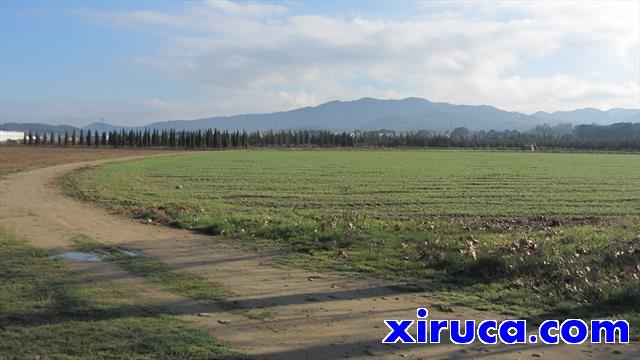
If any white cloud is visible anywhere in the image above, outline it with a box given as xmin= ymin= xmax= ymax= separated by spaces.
xmin=203 ymin=0 xmax=288 ymax=18
xmin=76 ymin=0 xmax=639 ymax=118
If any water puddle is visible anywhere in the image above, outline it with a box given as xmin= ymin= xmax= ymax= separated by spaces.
xmin=122 ymin=249 xmax=139 ymax=257
xmin=49 ymin=251 xmax=103 ymax=262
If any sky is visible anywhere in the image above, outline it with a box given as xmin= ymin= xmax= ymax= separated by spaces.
xmin=1 ymin=0 xmax=639 ymax=127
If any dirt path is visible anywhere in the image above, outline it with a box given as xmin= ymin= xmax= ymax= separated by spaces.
xmin=0 ymin=157 xmax=637 ymax=359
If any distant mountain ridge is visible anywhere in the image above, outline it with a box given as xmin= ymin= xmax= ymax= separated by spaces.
xmin=532 ymin=108 xmax=639 ymax=125
xmin=3 ymin=98 xmax=639 ymax=133
xmin=119 ymin=97 xmax=537 ymax=132
xmin=0 ymin=122 xmax=79 ymax=133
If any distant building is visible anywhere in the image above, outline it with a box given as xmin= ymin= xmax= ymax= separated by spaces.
xmin=0 ymin=130 xmax=25 ymax=142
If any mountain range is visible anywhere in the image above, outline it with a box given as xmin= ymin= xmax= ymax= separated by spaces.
xmin=2 ymin=97 xmax=639 ymax=133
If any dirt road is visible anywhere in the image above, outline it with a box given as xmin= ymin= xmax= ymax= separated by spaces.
xmin=0 ymin=156 xmax=637 ymax=359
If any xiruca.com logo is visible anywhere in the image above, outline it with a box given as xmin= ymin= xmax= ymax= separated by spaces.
xmin=382 ymin=308 xmax=629 ymax=345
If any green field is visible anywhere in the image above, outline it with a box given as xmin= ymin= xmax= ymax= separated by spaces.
xmin=67 ymin=150 xmax=639 ymax=217
xmin=64 ymin=150 xmax=640 ymax=337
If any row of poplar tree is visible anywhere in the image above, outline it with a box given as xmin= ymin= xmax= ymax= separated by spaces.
xmin=22 ymin=128 xmax=355 ymax=148
xmin=20 ymin=127 xmax=639 ymax=150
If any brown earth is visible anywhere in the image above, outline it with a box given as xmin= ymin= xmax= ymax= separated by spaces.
xmin=0 ymin=155 xmax=638 ymax=359
xmin=0 ymin=146 xmax=179 ymax=177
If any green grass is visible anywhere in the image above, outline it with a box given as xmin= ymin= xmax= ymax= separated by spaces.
xmin=63 ymin=149 xmax=640 ymax=217
xmin=0 ymin=229 xmax=241 ymax=359
xmin=63 ymin=149 xmax=640 ymax=338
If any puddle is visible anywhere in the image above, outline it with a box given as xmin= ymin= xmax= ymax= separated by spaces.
xmin=49 ymin=251 xmax=103 ymax=262
xmin=122 ymin=249 xmax=139 ymax=257
xmin=49 ymin=248 xmax=139 ymax=262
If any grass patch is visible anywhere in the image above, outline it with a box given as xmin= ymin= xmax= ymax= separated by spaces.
xmin=0 ymin=228 xmax=241 ymax=359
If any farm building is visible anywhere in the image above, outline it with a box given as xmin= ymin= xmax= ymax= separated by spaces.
xmin=0 ymin=130 xmax=25 ymax=142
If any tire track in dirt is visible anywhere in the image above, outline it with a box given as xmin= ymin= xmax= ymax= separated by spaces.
xmin=1 ymin=157 xmax=637 ymax=359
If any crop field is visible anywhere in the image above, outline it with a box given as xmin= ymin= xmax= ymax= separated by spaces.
xmin=66 ymin=150 xmax=639 ymax=217
xmin=65 ymin=150 xmax=640 ymax=336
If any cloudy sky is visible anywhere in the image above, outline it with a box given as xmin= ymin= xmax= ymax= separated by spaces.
xmin=1 ymin=0 xmax=638 ymax=126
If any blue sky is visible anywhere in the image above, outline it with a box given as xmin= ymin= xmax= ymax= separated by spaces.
xmin=1 ymin=0 xmax=638 ymax=126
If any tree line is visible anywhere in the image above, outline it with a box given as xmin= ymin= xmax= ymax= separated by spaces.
xmin=22 ymin=128 xmax=354 ymax=148
xmin=20 ymin=125 xmax=640 ymax=151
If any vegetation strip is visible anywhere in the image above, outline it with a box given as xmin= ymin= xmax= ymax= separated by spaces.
xmin=17 ymin=121 xmax=640 ymax=151
xmin=63 ymin=150 xmax=640 ymax=339
xmin=0 ymin=229 xmax=241 ymax=359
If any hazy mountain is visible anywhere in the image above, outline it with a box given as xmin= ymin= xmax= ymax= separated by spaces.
xmin=625 ymin=113 xmax=640 ymax=123
xmin=532 ymin=108 xmax=640 ymax=125
xmin=83 ymin=122 xmax=128 ymax=132
xmin=121 ymin=97 xmax=542 ymax=132
xmin=0 ymin=122 xmax=79 ymax=133
xmin=7 ymin=98 xmax=640 ymax=133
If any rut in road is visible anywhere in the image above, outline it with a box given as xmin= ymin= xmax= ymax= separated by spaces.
xmin=0 ymin=157 xmax=637 ymax=359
